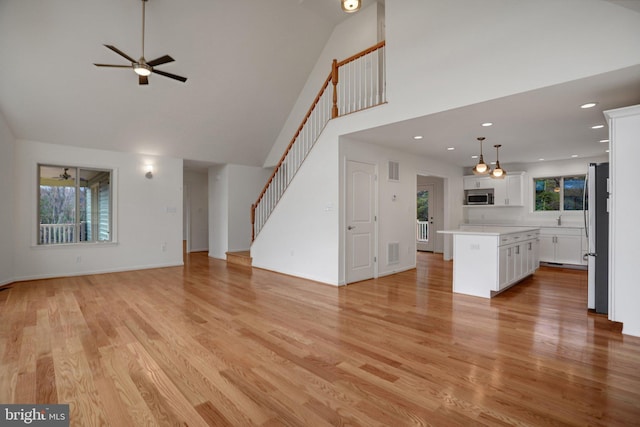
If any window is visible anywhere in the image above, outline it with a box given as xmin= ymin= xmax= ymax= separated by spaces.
xmin=534 ymin=175 xmax=586 ymax=211
xmin=38 ymin=165 xmax=112 ymax=245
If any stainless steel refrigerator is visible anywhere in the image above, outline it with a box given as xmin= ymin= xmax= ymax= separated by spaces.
xmin=584 ymin=162 xmax=609 ymax=314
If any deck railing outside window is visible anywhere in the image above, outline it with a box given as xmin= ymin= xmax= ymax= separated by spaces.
xmin=417 ymin=220 xmax=429 ymax=243
xmin=40 ymin=222 xmax=88 ymax=244
xmin=252 ymin=41 xmax=386 ymax=240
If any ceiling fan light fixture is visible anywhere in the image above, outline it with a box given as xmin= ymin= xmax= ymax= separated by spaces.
xmin=133 ymin=63 xmax=151 ymax=76
xmin=341 ymin=0 xmax=361 ymax=13
xmin=472 ymin=137 xmax=491 ymax=175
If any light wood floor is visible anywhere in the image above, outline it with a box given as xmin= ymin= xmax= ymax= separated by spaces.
xmin=1 ymin=253 xmax=639 ymax=426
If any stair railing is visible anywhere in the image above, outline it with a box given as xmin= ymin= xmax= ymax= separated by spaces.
xmin=252 ymin=41 xmax=386 ymax=241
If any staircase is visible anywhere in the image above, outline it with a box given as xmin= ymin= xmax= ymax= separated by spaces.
xmin=226 ymin=251 xmax=252 ymax=267
xmin=251 ymin=41 xmax=386 ymax=242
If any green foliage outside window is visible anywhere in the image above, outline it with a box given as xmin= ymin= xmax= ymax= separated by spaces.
xmin=534 ymin=175 xmax=585 ymax=211
xmin=417 ymin=190 xmax=429 ymax=221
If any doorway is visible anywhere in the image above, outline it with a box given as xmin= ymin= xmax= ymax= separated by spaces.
xmin=417 ymin=175 xmax=444 ymax=253
xmin=417 ymin=183 xmax=435 ymax=252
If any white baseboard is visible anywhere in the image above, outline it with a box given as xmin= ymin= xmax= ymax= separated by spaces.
xmin=11 ymin=262 xmax=184 ymax=283
xmin=189 ymin=247 xmax=209 ymax=253
xmin=0 ymin=277 xmax=14 ymax=287
xmin=377 ymin=265 xmax=416 ymax=278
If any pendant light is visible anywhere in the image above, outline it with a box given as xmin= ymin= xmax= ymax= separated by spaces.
xmin=472 ymin=137 xmax=491 ymax=175
xmin=490 ymin=144 xmax=506 ymax=179
xmin=341 ymin=0 xmax=361 ymax=13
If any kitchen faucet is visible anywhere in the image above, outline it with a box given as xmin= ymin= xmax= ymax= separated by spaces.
xmin=557 ymin=215 xmax=562 ymax=226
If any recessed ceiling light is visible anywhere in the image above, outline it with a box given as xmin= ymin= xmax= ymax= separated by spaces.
xmin=591 ymin=124 xmax=605 ymax=129
xmin=599 ymin=139 xmax=609 ymax=143
xmin=605 ymin=149 xmax=610 ymax=153
xmin=481 ymin=122 xmax=493 ymax=127
xmin=581 ymin=102 xmax=597 ymax=109
xmin=471 ymin=155 xmax=478 ymax=159
xmin=490 ymin=161 xmax=496 ymax=165
xmin=571 ymin=154 xmax=578 ymax=158
xmin=413 ymin=135 xmax=423 ymax=140
xmin=447 ymin=147 xmax=455 ymax=151
xmin=538 ymin=158 xmax=545 ymax=161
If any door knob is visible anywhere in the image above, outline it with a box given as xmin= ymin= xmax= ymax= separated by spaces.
xmin=347 ymin=225 xmax=356 ymax=230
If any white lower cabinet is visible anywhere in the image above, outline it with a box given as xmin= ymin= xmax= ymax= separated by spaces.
xmin=539 ymin=228 xmax=584 ymax=265
xmin=498 ymin=232 xmax=538 ymax=291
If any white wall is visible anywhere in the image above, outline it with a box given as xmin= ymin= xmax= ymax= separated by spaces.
xmin=464 ymin=155 xmax=608 ymax=227
xmin=384 ymin=0 xmax=640 ymax=127
xmin=606 ymin=104 xmax=640 ymax=337
xmin=208 ymin=165 xmax=228 ymax=259
xmin=264 ymin=2 xmax=381 ymax=167
xmin=341 ymin=139 xmax=463 ymax=282
xmin=13 ymin=140 xmax=183 ymax=281
xmin=183 ymin=170 xmax=209 ymax=252
xmin=0 ymin=113 xmax=15 ymax=285
xmin=252 ymin=123 xmax=341 ymax=284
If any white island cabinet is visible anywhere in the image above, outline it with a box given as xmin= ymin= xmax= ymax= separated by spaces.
xmin=438 ymin=227 xmax=540 ymax=298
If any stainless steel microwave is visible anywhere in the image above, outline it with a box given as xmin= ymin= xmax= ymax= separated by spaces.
xmin=467 ymin=193 xmax=493 ymax=205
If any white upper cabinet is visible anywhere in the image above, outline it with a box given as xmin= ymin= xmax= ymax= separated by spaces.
xmin=463 ymin=176 xmax=492 ymax=190
xmin=493 ymin=173 xmax=524 ymax=206
xmin=463 ymin=172 xmax=525 ymax=206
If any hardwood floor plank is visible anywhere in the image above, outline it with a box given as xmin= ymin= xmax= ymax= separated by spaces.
xmin=1 ymin=252 xmax=639 ymax=426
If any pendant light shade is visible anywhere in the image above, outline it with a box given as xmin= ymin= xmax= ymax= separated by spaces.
xmin=472 ymin=137 xmax=491 ymax=175
xmin=341 ymin=0 xmax=361 ymax=13
xmin=490 ymin=144 xmax=506 ymax=179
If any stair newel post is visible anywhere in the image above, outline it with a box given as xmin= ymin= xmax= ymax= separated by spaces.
xmin=331 ymin=59 xmax=339 ymax=119
xmin=251 ymin=204 xmax=256 ymax=242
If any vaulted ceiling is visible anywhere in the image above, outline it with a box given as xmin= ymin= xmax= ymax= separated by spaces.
xmin=0 ymin=0 xmax=372 ymax=167
xmin=1 ymin=0 xmax=638 ymax=172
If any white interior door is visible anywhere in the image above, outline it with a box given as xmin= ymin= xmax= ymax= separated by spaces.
xmin=417 ymin=183 xmax=435 ymax=252
xmin=346 ymin=160 xmax=376 ymax=284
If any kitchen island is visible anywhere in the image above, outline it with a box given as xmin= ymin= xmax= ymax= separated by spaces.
xmin=438 ymin=226 xmax=540 ymax=298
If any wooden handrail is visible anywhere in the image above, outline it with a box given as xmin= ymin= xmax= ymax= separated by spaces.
xmin=251 ymin=41 xmax=386 ymax=241
xmin=336 ymin=40 xmax=385 ymax=67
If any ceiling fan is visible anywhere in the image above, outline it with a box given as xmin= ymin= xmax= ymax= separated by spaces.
xmin=94 ymin=0 xmax=187 ymax=85
xmin=56 ymin=168 xmax=73 ymax=180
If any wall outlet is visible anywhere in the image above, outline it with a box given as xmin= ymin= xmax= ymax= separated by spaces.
xmin=76 ymin=256 xmax=82 ymax=263
xmin=161 ymin=242 xmax=167 ymax=252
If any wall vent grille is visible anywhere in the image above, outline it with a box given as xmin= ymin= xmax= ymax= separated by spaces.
xmin=388 ymin=161 xmax=399 ymax=181
xmin=388 ymin=242 xmax=400 ymax=265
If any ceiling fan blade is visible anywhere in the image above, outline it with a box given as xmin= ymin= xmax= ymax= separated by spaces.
xmin=104 ymin=44 xmax=136 ymax=63
xmin=147 ymin=55 xmax=174 ymax=67
xmin=94 ymin=63 xmax=132 ymax=68
xmin=139 ymin=75 xmax=149 ymax=85
xmin=152 ymin=69 xmax=187 ymax=83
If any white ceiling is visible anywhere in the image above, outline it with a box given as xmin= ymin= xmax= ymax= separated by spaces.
xmin=1 ymin=0 xmax=638 ymax=172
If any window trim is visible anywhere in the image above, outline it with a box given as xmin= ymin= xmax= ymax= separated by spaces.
xmin=36 ymin=164 xmax=117 ymax=246
xmin=532 ymin=174 xmax=586 ymax=213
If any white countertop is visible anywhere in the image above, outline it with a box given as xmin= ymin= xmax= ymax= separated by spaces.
xmin=460 ymin=223 xmax=584 ymax=230
xmin=438 ymin=226 xmax=540 ymax=236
